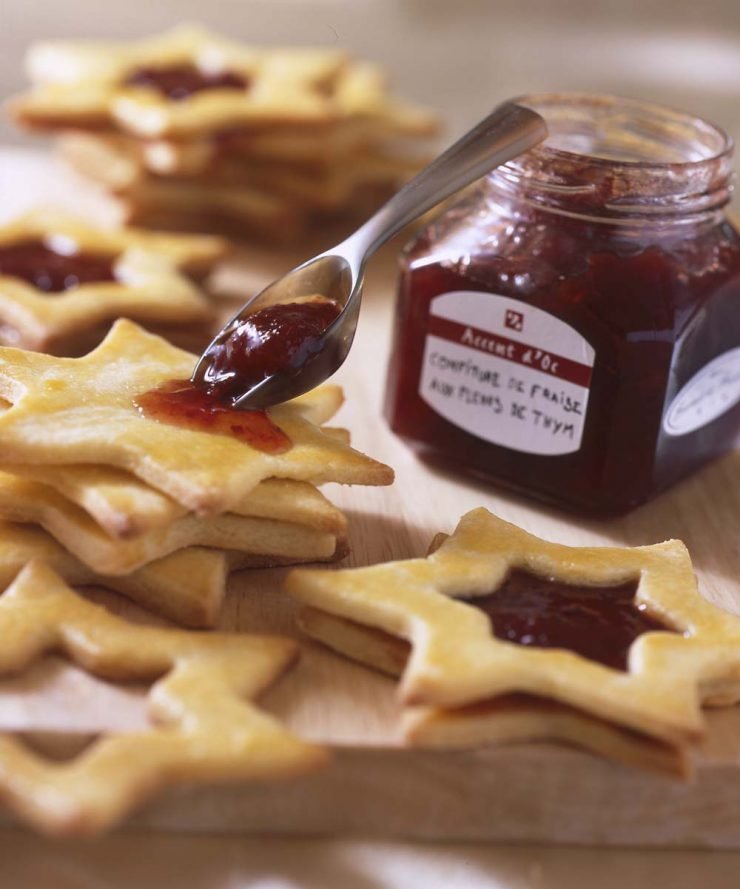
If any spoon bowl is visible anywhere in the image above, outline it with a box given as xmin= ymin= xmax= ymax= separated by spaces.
xmin=235 ymin=253 xmax=357 ymax=315
xmin=192 ymin=101 xmax=547 ymax=409
xmin=193 ymin=250 xmax=364 ymax=408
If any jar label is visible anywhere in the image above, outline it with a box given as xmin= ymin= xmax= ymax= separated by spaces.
xmin=419 ymin=291 xmax=595 ymax=455
xmin=663 ymin=347 xmax=740 ymax=437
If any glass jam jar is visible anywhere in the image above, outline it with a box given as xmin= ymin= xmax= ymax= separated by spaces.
xmin=384 ymin=94 xmax=740 ymax=515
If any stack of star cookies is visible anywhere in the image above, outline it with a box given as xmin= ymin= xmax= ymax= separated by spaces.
xmin=0 ymin=318 xmax=393 ymax=627
xmin=10 ymin=26 xmax=438 ymax=241
xmin=289 ymin=508 xmax=740 ymax=777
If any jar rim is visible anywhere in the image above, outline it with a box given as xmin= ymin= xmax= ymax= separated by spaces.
xmin=488 ymin=93 xmax=735 ymax=220
xmin=513 ymin=92 xmax=734 ymax=170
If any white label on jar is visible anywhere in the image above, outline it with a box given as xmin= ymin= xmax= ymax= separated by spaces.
xmin=418 ymin=291 xmax=596 ymax=456
xmin=663 ymin=347 xmax=740 ymax=437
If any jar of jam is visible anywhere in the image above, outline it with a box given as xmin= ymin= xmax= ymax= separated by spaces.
xmin=384 ymin=94 xmax=740 ymax=515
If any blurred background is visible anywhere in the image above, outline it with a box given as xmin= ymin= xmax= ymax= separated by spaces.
xmin=3 ymin=0 xmax=740 ymax=159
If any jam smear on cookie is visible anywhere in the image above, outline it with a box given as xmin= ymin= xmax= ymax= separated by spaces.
xmin=0 ymin=241 xmax=116 ymax=293
xmin=461 ymin=570 xmax=671 ymax=671
xmin=134 ymin=379 xmax=291 ymax=453
xmin=135 ymin=297 xmax=341 ymax=451
xmin=125 ymin=65 xmax=248 ymax=100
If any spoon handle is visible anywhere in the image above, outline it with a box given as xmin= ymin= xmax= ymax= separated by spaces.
xmin=343 ymin=101 xmax=547 ymax=260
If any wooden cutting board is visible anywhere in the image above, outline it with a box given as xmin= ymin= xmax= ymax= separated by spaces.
xmin=0 ymin=149 xmax=739 ymax=846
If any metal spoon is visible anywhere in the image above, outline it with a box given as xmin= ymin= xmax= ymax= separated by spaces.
xmin=191 ymin=101 xmax=547 ymax=408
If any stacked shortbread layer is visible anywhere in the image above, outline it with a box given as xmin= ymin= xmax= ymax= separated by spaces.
xmin=11 ymin=26 xmax=438 ymax=240
xmin=0 ymin=320 xmax=394 ymax=627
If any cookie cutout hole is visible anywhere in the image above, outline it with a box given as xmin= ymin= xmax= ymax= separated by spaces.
xmin=459 ymin=570 xmax=674 ymax=671
xmin=0 ymin=656 xmax=152 ymax=736
xmin=18 ymin=730 xmax=100 ymax=763
xmin=124 ymin=64 xmax=250 ymax=100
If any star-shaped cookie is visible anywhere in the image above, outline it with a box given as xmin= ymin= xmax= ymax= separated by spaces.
xmin=0 ymin=561 xmax=326 ymax=836
xmin=0 ymin=212 xmax=228 ymax=353
xmin=288 ymin=509 xmax=740 ymax=750
xmin=0 ymin=319 xmax=393 ymax=514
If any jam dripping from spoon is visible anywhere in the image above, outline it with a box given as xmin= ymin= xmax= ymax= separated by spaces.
xmin=135 ymin=297 xmax=341 ymax=453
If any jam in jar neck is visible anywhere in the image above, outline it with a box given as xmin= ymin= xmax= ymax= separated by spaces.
xmin=486 ymin=93 xmax=734 ymax=229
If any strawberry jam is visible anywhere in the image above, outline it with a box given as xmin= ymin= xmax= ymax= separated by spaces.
xmin=134 ymin=379 xmax=291 ymax=453
xmin=201 ymin=297 xmax=342 ymax=402
xmin=461 ymin=570 xmax=669 ymax=671
xmin=385 ymin=95 xmax=740 ymax=514
xmin=0 ymin=241 xmax=116 ymax=292
xmin=134 ymin=298 xmax=341 ymax=449
xmin=125 ymin=65 xmax=248 ymax=101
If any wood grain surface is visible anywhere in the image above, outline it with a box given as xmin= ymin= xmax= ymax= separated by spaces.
xmin=0 ymin=149 xmax=739 ymax=845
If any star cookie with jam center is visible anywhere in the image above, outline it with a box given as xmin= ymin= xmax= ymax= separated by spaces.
xmin=0 ymin=561 xmax=326 ymax=836
xmin=288 ymin=509 xmax=740 ymax=760
xmin=0 ymin=319 xmax=393 ymax=515
xmin=0 ymin=212 xmax=229 ymax=354
xmin=10 ymin=25 xmax=437 ymax=140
